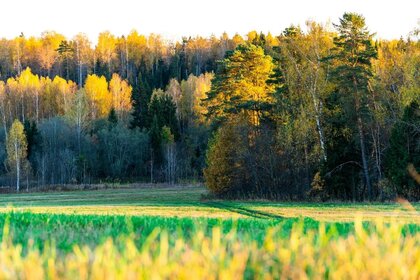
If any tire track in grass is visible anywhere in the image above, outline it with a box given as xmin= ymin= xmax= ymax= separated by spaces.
xmin=204 ymin=201 xmax=285 ymax=219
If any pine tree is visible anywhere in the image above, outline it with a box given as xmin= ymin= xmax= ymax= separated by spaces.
xmin=203 ymin=43 xmax=278 ymax=197
xmin=204 ymin=43 xmax=276 ymax=127
xmin=328 ymin=12 xmax=378 ymax=199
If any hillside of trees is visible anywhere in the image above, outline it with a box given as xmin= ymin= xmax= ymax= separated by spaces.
xmin=0 ymin=13 xmax=418 ymax=200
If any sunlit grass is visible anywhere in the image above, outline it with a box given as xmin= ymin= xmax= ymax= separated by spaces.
xmin=0 ymin=186 xmax=418 ymax=222
xmin=0 ymin=205 xmax=240 ymax=218
xmin=248 ymin=205 xmax=420 ymax=222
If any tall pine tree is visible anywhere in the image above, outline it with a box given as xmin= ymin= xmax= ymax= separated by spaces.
xmin=328 ymin=13 xmax=377 ymax=199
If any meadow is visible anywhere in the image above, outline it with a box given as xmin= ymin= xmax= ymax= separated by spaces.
xmin=0 ymin=185 xmax=419 ymax=279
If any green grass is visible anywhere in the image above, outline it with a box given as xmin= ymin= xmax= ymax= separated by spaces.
xmin=0 ymin=185 xmax=419 ymax=222
xmin=1 ymin=214 xmax=418 ymax=279
xmin=1 ymin=211 xmax=419 ymax=255
xmin=0 ymin=185 xmax=417 ymax=252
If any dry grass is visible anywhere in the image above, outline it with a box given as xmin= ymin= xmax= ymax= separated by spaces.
xmin=0 ymin=205 xmax=241 ymax=218
xmin=249 ymin=205 xmax=420 ymax=222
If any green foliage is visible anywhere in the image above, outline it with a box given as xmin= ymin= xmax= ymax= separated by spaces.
xmin=324 ymin=12 xmax=378 ymax=200
xmin=2 ymin=211 xmax=416 ymax=255
xmin=148 ymin=92 xmax=179 ymax=140
xmin=107 ymin=107 xmax=118 ymax=126
xmin=149 ymin=114 xmax=163 ymax=165
xmin=385 ymin=101 xmax=420 ymax=199
xmin=322 ymin=91 xmax=360 ymax=200
xmin=23 ymin=120 xmax=41 ymax=159
xmin=130 ymin=73 xmax=152 ymax=129
xmin=97 ymin=124 xmax=149 ymax=179
xmin=161 ymin=126 xmax=174 ymax=144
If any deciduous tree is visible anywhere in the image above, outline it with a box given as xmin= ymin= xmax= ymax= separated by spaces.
xmin=6 ymin=119 xmax=28 ymax=191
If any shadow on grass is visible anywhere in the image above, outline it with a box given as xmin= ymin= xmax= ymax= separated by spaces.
xmin=204 ymin=201 xmax=284 ymax=219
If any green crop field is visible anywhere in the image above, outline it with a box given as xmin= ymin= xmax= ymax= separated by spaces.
xmin=0 ymin=185 xmax=419 ymax=279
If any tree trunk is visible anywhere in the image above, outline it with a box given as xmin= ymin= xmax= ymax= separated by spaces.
xmin=21 ymin=95 xmax=25 ymax=123
xmin=126 ymin=40 xmax=129 ymax=79
xmin=77 ymin=43 xmax=83 ymax=88
xmin=17 ymin=42 xmax=22 ymax=75
xmin=0 ymin=100 xmax=7 ymax=141
xmin=356 ymin=106 xmax=372 ymax=200
xmin=353 ymin=77 xmax=372 ymax=200
xmin=36 ymin=90 xmax=39 ymax=124
xmin=150 ymin=149 xmax=154 ymax=183
xmin=310 ymin=68 xmax=327 ymax=162
xmin=15 ymin=141 xmax=20 ymax=192
xmin=79 ymin=62 xmax=83 ymax=88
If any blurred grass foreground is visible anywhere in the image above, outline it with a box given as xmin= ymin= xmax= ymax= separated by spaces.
xmin=0 ymin=217 xmax=418 ymax=279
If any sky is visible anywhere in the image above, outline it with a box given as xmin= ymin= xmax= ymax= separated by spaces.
xmin=1 ymin=0 xmax=419 ymax=44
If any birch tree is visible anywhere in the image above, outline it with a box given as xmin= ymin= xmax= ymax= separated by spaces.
xmin=6 ymin=119 xmax=28 ymax=192
xmin=66 ymin=89 xmax=89 ymax=153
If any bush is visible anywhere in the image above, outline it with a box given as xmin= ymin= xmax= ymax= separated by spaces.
xmin=308 ymin=172 xmax=328 ymax=201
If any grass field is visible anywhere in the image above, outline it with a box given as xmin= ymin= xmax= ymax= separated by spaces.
xmin=0 ymin=185 xmax=419 ymax=279
xmin=0 ymin=185 xmax=419 ymax=221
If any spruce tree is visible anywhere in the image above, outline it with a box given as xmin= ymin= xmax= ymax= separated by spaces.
xmin=23 ymin=120 xmax=41 ymax=160
xmin=148 ymin=93 xmax=180 ymax=140
xmin=130 ymin=73 xmax=152 ymax=129
xmin=149 ymin=115 xmax=162 ymax=182
xmin=108 ymin=107 xmax=118 ymax=126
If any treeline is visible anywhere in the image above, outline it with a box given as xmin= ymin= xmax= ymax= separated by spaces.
xmin=0 ymin=30 xmax=246 ymax=89
xmin=0 ymin=67 xmax=212 ymax=189
xmin=0 ymin=13 xmax=419 ymax=200
xmin=204 ymin=14 xmax=419 ymax=201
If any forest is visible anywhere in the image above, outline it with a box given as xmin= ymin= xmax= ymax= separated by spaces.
xmin=0 ymin=13 xmax=418 ymax=201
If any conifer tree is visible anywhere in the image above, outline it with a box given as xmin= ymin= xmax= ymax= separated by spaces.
xmin=130 ymin=73 xmax=152 ymax=129
xmin=328 ymin=13 xmax=378 ymax=199
xmin=108 ymin=107 xmax=118 ymax=127
xmin=149 ymin=115 xmax=162 ymax=183
xmin=204 ymin=44 xmax=275 ymax=126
